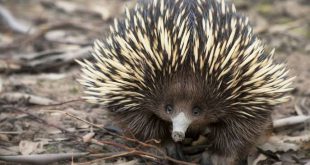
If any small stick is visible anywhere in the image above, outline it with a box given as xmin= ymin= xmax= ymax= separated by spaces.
xmin=0 ymin=4 xmax=34 ymax=34
xmin=88 ymin=152 xmax=129 ymax=158
xmin=63 ymin=111 xmax=101 ymax=128
xmin=35 ymin=98 xmax=85 ymax=107
xmin=3 ymin=105 xmax=196 ymax=165
xmin=1 ymin=92 xmax=56 ymax=105
xmin=0 ymin=153 xmax=88 ymax=164
xmin=273 ymin=115 xmax=310 ymax=128
xmin=0 ymin=131 xmax=23 ymax=134
xmin=62 ymin=111 xmax=196 ymax=165
xmin=77 ymin=151 xmax=135 ymax=165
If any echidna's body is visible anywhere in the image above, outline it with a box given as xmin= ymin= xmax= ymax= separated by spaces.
xmin=78 ymin=0 xmax=293 ymax=164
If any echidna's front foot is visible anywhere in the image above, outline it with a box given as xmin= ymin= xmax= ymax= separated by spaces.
xmin=200 ymin=151 xmax=213 ymax=165
xmin=163 ymin=140 xmax=186 ymax=161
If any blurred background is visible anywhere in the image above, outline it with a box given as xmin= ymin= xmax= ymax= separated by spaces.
xmin=0 ymin=0 xmax=309 ymax=164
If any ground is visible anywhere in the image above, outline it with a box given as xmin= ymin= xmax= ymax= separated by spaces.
xmin=0 ymin=0 xmax=309 ymax=164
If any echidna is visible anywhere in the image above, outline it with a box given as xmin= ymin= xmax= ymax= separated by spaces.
xmin=78 ymin=0 xmax=294 ymax=164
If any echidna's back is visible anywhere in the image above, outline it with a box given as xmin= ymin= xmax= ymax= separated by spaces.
xmin=78 ymin=0 xmax=293 ymax=118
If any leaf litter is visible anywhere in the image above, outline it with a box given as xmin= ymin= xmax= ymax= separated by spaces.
xmin=0 ymin=0 xmax=309 ymax=164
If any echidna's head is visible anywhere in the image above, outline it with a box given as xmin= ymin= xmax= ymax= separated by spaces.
xmin=78 ymin=0 xmax=294 ymax=142
xmin=149 ymin=72 xmax=220 ymax=142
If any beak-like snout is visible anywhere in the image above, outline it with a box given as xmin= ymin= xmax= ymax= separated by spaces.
xmin=171 ymin=112 xmax=191 ymax=142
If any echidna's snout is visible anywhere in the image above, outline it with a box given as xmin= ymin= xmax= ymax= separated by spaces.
xmin=171 ymin=112 xmax=191 ymax=142
xmin=172 ymin=131 xmax=185 ymax=142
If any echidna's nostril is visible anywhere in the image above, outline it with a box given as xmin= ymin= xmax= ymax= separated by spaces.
xmin=172 ymin=131 xmax=185 ymax=142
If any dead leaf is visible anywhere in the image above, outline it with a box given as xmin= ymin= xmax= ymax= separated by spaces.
xmin=0 ymin=134 xmax=9 ymax=141
xmin=19 ymin=140 xmax=48 ymax=155
xmin=259 ymin=136 xmax=299 ymax=152
xmin=251 ymin=154 xmax=268 ymax=165
xmin=0 ymin=147 xmax=19 ymax=156
xmin=82 ymin=132 xmax=95 ymax=143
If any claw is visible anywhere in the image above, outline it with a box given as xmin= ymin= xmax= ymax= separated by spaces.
xmin=163 ymin=140 xmax=186 ymax=161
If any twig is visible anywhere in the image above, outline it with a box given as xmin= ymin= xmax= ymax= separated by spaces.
xmin=63 ymin=111 xmax=102 ymax=128
xmin=1 ymin=92 xmax=56 ymax=105
xmin=0 ymin=131 xmax=23 ymax=134
xmin=19 ymin=46 xmax=92 ymax=71
xmin=0 ymin=153 xmax=88 ymax=164
xmin=295 ymin=98 xmax=305 ymax=116
xmin=48 ymin=38 xmax=91 ymax=46
xmin=88 ymin=152 xmax=131 ymax=158
xmin=2 ymin=105 xmax=196 ymax=165
xmin=35 ymin=98 xmax=85 ymax=107
xmin=273 ymin=115 xmax=310 ymax=128
xmin=63 ymin=111 xmax=196 ymax=165
xmin=88 ymin=138 xmax=194 ymax=165
xmin=1 ymin=106 xmax=72 ymax=135
xmin=295 ymin=97 xmax=310 ymax=116
xmin=0 ymin=4 xmax=35 ymax=34
xmin=0 ymin=59 xmax=21 ymax=72
xmin=0 ymin=21 xmax=99 ymax=51
xmin=61 ymin=110 xmax=165 ymax=153
xmin=77 ymin=151 xmax=135 ymax=165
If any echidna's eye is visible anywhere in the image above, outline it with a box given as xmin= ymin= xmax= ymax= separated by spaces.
xmin=165 ymin=105 xmax=173 ymax=114
xmin=192 ymin=107 xmax=202 ymax=116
